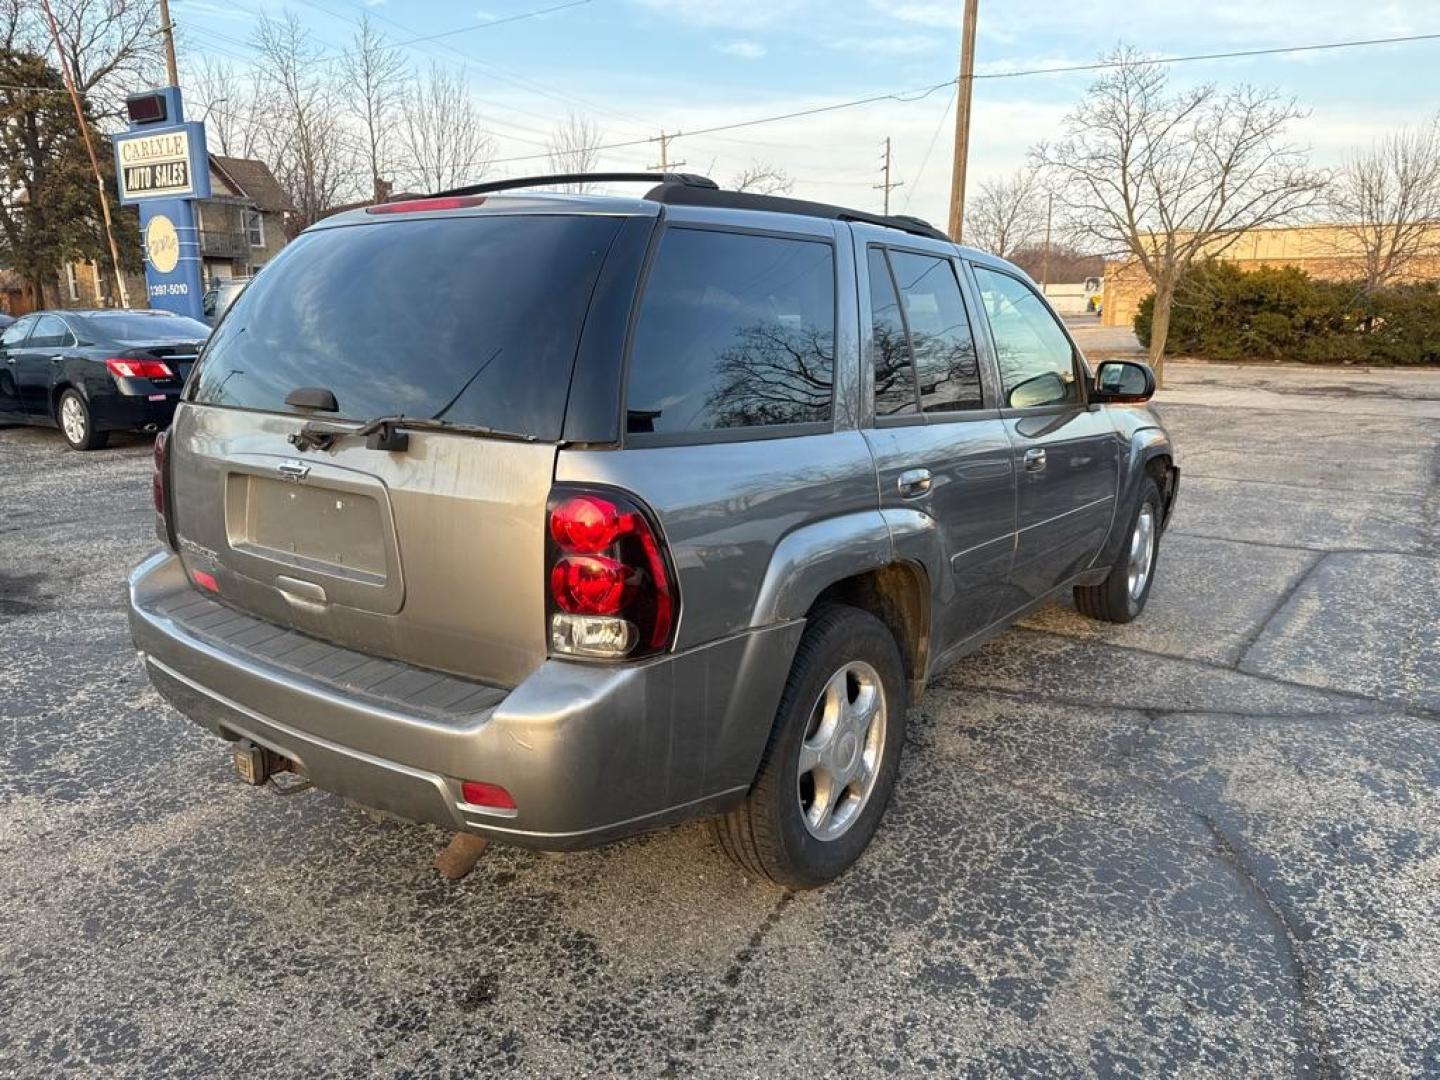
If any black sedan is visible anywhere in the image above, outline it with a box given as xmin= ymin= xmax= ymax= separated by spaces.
xmin=0 ymin=309 xmax=209 ymax=450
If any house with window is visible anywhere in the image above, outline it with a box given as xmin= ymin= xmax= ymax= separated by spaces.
xmin=198 ymin=155 xmax=293 ymax=286
xmin=0 ymin=154 xmax=294 ymax=316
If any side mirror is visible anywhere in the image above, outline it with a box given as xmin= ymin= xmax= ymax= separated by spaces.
xmin=1093 ymin=360 xmax=1155 ymax=403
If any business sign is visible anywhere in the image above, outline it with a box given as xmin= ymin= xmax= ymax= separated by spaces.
xmin=113 ymin=121 xmax=210 ymax=206
xmin=139 ymin=200 xmax=204 ymax=318
xmin=115 ymin=88 xmax=210 ymax=319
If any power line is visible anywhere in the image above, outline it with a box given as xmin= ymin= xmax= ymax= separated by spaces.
xmin=971 ymin=31 xmax=1440 ymax=80
xmin=428 ymin=28 xmax=1440 ymax=175
xmin=902 ymin=85 xmax=955 ymax=212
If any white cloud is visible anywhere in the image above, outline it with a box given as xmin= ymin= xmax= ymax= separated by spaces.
xmin=718 ymin=40 xmax=768 ymax=59
xmin=631 ymin=0 xmax=804 ymax=31
xmin=825 ymin=34 xmax=939 ymax=56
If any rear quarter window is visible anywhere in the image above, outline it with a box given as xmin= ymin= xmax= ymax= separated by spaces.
xmin=625 ymin=228 xmax=836 ymax=438
xmin=190 ymin=215 xmax=624 ymax=441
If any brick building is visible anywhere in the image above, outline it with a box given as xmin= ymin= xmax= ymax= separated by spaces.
xmin=1101 ymin=223 xmax=1440 ymax=328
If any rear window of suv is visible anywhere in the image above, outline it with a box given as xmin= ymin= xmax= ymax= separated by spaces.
xmin=190 ymin=215 xmax=623 ymax=441
xmin=625 ymin=228 xmax=836 ymax=438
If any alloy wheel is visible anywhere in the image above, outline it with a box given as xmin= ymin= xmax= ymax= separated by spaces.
xmin=60 ymin=395 xmax=87 ymax=446
xmin=1127 ymin=504 xmax=1156 ymax=601
xmin=796 ymin=660 xmax=887 ymax=841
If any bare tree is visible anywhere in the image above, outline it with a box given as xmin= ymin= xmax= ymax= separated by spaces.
xmin=964 ymin=169 xmax=1044 ymax=259
xmin=187 ymin=56 xmax=270 ymax=160
xmin=545 ymin=112 xmax=603 ymax=191
xmin=341 ymin=14 xmax=409 ymax=203
xmin=401 ymin=63 xmax=492 ymax=192
xmin=1034 ymin=48 xmax=1326 ymax=379
xmin=1331 ymin=114 xmax=1440 ymax=292
xmin=24 ymin=0 xmax=162 ymax=124
xmin=732 ymin=161 xmax=793 ymax=195
xmin=252 ymin=12 xmax=355 ymax=230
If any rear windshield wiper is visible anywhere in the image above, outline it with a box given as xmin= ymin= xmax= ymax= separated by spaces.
xmin=288 ymin=414 xmax=537 ymax=453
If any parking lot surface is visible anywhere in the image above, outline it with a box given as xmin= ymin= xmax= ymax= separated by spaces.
xmin=2 ymin=361 xmax=1438 ymax=1077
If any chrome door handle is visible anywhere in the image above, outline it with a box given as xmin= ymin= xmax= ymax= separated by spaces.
xmin=1023 ymin=448 xmax=1047 ymax=472
xmin=897 ymin=468 xmax=932 ymax=497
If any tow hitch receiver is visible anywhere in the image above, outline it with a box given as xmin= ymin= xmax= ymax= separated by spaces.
xmin=233 ymin=738 xmax=304 ymax=790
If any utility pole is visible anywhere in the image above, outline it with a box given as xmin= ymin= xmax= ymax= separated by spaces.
xmin=1041 ymin=191 xmax=1053 ymax=289
xmin=874 ymin=136 xmax=903 ymax=216
xmin=38 ymin=0 xmax=130 ymax=308
xmin=947 ymin=0 xmax=978 ymax=241
xmin=157 ymin=0 xmax=180 ymax=87
xmin=650 ymin=130 xmax=684 ymax=172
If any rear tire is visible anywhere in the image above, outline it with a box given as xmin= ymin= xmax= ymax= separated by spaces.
xmin=57 ymin=389 xmax=108 ymax=451
xmin=713 ymin=604 xmax=907 ymax=889
xmin=1074 ymin=475 xmax=1161 ymax=624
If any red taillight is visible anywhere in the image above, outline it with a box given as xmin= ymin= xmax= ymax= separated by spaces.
xmin=459 ymin=780 xmax=516 ymax=811
xmin=545 ymin=487 xmax=676 ymax=659
xmin=550 ymin=555 xmax=632 ymax=615
xmin=192 ymin=569 xmax=219 ymax=593
xmin=106 ymin=357 xmax=173 ymax=380
xmin=550 ymin=495 xmax=622 ymax=552
xmin=152 ymin=429 xmax=176 ymax=550
xmin=151 ymin=430 xmax=167 ymax=515
xmin=366 ymin=195 xmax=487 ymax=214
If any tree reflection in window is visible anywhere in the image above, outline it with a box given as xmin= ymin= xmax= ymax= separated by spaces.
xmin=626 ymin=229 xmax=837 ymax=435
xmin=868 ymin=248 xmax=919 ymax=416
xmin=887 ymin=251 xmax=983 ymax=413
xmin=700 ymin=322 xmax=835 ymax=428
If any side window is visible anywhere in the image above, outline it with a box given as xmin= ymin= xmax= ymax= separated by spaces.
xmin=866 ymin=247 xmax=917 ymax=417
xmin=972 ymin=266 xmax=1079 ymax=409
xmin=1 ymin=317 xmax=34 ymax=348
xmin=887 ymin=251 xmax=982 ymax=413
xmin=626 ymin=229 xmax=835 ymax=436
xmin=27 ymin=315 xmax=71 ymax=349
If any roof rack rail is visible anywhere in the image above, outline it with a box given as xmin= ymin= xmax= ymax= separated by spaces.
xmin=429 ymin=172 xmax=719 ymax=198
xmin=422 ymin=171 xmax=950 ymax=243
xmin=642 ymin=184 xmax=951 ymax=243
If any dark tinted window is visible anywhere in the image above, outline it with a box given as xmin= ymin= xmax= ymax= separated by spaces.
xmin=867 ymin=248 xmax=917 ymax=417
xmin=81 ymin=312 xmax=210 ymax=342
xmin=626 ymin=229 xmax=835 ymax=435
xmin=28 ymin=315 xmax=72 ymax=349
xmin=888 ymin=252 xmax=982 ymax=412
xmin=192 ymin=215 xmax=623 ymax=440
xmin=973 ymin=266 xmax=1079 ymax=409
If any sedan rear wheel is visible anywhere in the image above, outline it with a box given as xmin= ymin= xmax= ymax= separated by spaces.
xmin=58 ymin=389 xmax=108 ymax=451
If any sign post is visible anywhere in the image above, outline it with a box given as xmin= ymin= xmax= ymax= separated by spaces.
xmin=113 ymin=87 xmax=210 ymax=321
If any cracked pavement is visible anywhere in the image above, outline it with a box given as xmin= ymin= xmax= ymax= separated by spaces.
xmin=2 ymin=360 xmax=1438 ymax=1077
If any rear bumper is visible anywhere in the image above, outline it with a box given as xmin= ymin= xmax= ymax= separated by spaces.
xmin=92 ymin=388 xmax=178 ymax=432
xmin=127 ymin=551 xmax=802 ymax=849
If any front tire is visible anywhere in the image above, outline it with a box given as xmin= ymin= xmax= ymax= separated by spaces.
xmin=57 ymin=389 xmax=108 ymax=451
xmin=1074 ymin=475 xmax=1161 ymax=623
xmin=713 ymin=604 xmax=907 ymax=889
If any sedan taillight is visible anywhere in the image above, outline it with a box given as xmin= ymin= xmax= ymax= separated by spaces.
xmin=545 ymin=488 xmax=676 ymax=660
xmin=106 ymin=357 xmax=174 ymax=380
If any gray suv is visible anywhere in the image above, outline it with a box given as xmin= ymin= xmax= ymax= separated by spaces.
xmin=128 ymin=173 xmax=1177 ymax=887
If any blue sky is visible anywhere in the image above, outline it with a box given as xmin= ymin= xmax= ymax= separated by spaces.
xmin=174 ymin=0 xmax=1440 ymax=225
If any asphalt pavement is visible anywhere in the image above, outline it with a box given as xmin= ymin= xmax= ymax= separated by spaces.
xmin=1 ymin=361 xmax=1437 ymax=1077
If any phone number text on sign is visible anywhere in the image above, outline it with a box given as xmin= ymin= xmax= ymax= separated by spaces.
xmin=149 ymin=283 xmax=191 ymax=297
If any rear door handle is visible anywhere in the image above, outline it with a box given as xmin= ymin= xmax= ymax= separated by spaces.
xmin=1023 ymin=448 xmax=1047 ymax=472
xmin=897 ymin=468 xmax=932 ymax=497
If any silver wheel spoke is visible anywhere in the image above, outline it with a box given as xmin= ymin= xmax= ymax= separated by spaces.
xmin=797 ymin=740 xmax=822 ymax=777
